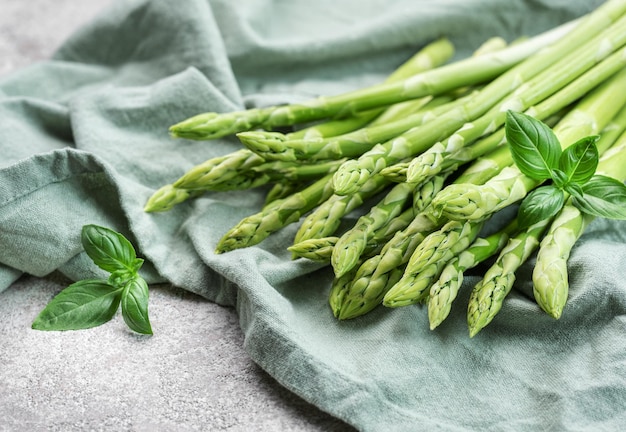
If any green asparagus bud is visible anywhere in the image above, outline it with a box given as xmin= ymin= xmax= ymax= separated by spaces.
xmin=383 ymin=220 xmax=483 ymax=307
xmin=467 ymin=218 xmax=552 ymax=337
xmin=294 ymin=174 xmax=391 ymax=244
xmin=431 ymin=166 xmax=536 ymax=221
xmin=532 ymin=204 xmax=592 ymax=319
xmin=331 ymin=182 xmax=414 ymax=277
xmin=428 ymin=221 xmax=515 ymax=329
xmin=288 ymin=237 xmax=338 ymax=263
xmin=144 ymin=185 xmax=201 ymax=212
xmin=215 ymin=174 xmax=335 ymax=253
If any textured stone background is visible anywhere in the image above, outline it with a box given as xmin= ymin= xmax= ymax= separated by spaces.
xmin=0 ymin=1 xmax=353 ymax=430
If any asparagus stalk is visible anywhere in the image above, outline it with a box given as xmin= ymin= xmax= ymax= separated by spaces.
xmin=382 ymin=220 xmax=484 ymax=308
xmin=169 ymin=20 xmax=579 ymax=140
xmin=428 ymin=221 xmax=516 ymax=330
xmin=467 ymin=218 xmax=553 ymax=337
xmin=431 ymin=66 xmax=626 ymax=222
xmin=236 ymin=94 xmax=459 ymax=162
xmin=532 ymin=119 xmax=626 ymax=319
xmin=293 ymin=174 xmax=392 ymax=244
xmin=215 ymin=173 xmax=336 ymax=253
xmin=264 ymin=181 xmax=307 ymax=206
xmin=336 ymin=211 xmax=439 ymax=319
xmin=287 ymin=236 xmax=338 ymax=263
xmin=330 ymin=181 xmax=415 ymax=277
xmin=332 ymin=9 xmax=626 ymax=195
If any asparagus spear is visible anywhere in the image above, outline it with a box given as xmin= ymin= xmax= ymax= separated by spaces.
xmin=332 ymin=10 xmax=626 ymax=196
xmin=236 ymin=94 xmax=459 ymax=162
xmin=287 ymin=236 xmax=339 ymax=263
xmin=532 ymin=119 xmax=626 ymax=319
xmin=428 ymin=221 xmax=516 ymax=330
xmin=293 ymin=174 xmax=392 ymax=244
xmin=336 ymin=211 xmax=438 ymax=320
xmin=169 ymin=20 xmax=578 ymax=140
xmin=382 ymin=220 xmax=484 ymax=308
xmin=215 ymin=173 xmax=336 ymax=253
xmin=330 ymin=181 xmax=415 ymax=277
xmin=467 ymin=218 xmax=553 ymax=337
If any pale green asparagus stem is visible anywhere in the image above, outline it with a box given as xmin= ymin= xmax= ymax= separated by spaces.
xmin=331 ymin=181 xmax=414 ymax=277
xmin=532 ymin=119 xmax=626 ymax=318
xmin=170 ymin=20 xmax=579 ymax=140
xmin=467 ymin=218 xmax=553 ymax=337
xmin=215 ymin=173 xmax=335 ymax=253
xmin=293 ymin=174 xmax=392 ymax=244
xmin=239 ymin=35 xmax=504 ymax=164
xmin=382 ymin=220 xmax=484 ymax=308
xmin=428 ymin=221 xmax=516 ymax=330
xmin=432 ymin=66 xmax=626 ymax=222
xmin=330 ymin=5 xmax=626 ymax=195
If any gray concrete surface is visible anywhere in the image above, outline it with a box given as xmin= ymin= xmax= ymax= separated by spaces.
xmin=0 ymin=1 xmax=355 ymax=431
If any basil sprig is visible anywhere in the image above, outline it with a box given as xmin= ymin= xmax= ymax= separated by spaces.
xmin=32 ymin=224 xmax=153 ymax=334
xmin=506 ymin=110 xmax=626 ymax=229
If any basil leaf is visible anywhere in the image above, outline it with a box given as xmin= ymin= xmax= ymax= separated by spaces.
xmin=573 ymin=175 xmax=626 ymax=219
xmin=559 ymin=135 xmax=599 ymax=185
xmin=121 ymin=276 xmax=153 ymax=335
xmin=32 ymin=279 xmax=122 ymax=331
xmin=517 ymin=185 xmax=565 ymax=229
xmin=564 ymin=182 xmax=584 ymax=201
xmin=81 ymin=224 xmax=142 ymax=274
xmin=505 ymin=110 xmax=561 ymax=180
xmin=551 ymin=169 xmax=568 ymax=189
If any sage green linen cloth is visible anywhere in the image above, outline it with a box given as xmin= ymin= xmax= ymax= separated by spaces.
xmin=2 ymin=0 xmax=624 ymax=430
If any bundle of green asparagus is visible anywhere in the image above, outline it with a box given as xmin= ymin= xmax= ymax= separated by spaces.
xmin=145 ymin=0 xmax=626 ymax=337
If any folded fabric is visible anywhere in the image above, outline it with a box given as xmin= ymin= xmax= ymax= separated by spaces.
xmin=2 ymin=0 xmax=625 ymax=430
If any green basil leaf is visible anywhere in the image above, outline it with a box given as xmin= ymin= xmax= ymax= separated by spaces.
xmin=558 ymin=135 xmax=599 ymax=185
xmin=517 ymin=185 xmax=565 ymax=229
xmin=564 ymin=182 xmax=584 ymax=201
xmin=121 ymin=276 xmax=153 ymax=335
xmin=32 ymin=279 xmax=122 ymax=331
xmin=81 ymin=224 xmax=142 ymax=274
xmin=551 ymin=169 xmax=568 ymax=189
xmin=505 ymin=110 xmax=561 ymax=180
xmin=573 ymin=175 xmax=626 ymax=219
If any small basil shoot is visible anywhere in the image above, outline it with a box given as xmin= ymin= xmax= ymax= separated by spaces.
xmin=505 ymin=110 xmax=626 ymax=228
xmin=32 ymin=224 xmax=153 ymax=335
